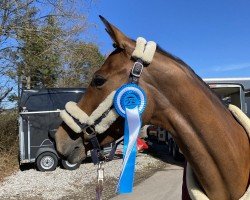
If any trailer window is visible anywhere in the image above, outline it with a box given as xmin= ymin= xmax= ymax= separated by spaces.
xmin=24 ymin=92 xmax=84 ymax=111
xmin=25 ymin=94 xmax=53 ymax=111
xmin=48 ymin=92 xmax=83 ymax=110
xmin=211 ymin=87 xmax=241 ymax=109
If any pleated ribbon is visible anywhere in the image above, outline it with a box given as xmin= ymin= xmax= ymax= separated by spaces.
xmin=114 ymin=83 xmax=146 ymax=194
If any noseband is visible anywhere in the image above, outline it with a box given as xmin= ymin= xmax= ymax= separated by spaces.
xmin=60 ymin=37 xmax=156 ymax=164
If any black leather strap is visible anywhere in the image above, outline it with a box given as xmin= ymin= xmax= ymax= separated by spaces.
xmin=129 ymin=60 xmax=144 ymax=84
xmin=65 ymin=109 xmax=87 ymax=130
xmin=107 ymin=139 xmax=123 ymax=161
xmin=93 ymin=107 xmax=112 ymax=126
xmin=90 ymin=136 xmax=102 ymax=165
xmin=90 ymin=136 xmax=123 ymax=164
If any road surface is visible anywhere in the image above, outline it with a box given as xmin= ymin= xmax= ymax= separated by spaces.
xmin=111 ymin=164 xmax=183 ymax=200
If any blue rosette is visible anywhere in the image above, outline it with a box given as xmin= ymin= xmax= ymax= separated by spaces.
xmin=114 ymin=83 xmax=147 ymax=118
xmin=114 ymin=83 xmax=147 ymax=194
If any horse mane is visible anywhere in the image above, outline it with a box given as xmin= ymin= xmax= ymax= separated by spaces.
xmin=114 ymin=40 xmax=215 ymax=97
xmin=156 ymin=45 xmax=212 ymax=90
xmin=157 ymin=46 xmax=191 ymax=70
xmin=156 ymin=45 xmax=225 ymax=107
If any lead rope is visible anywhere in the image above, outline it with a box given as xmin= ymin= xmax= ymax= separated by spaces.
xmin=96 ymin=161 xmax=104 ymax=200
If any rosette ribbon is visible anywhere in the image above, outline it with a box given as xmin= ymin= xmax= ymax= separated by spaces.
xmin=114 ymin=83 xmax=147 ymax=194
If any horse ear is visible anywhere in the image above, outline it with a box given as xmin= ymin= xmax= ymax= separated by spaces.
xmin=99 ymin=15 xmax=131 ymax=49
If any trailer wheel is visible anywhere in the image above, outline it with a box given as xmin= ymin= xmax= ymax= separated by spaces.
xmin=61 ymin=160 xmax=80 ymax=170
xmin=36 ymin=152 xmax=58 ymax=171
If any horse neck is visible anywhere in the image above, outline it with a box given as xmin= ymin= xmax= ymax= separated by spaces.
xmin=146 ymin=54 xmax=249 ymax=199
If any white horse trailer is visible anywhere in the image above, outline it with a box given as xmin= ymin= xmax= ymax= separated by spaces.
xmin=158 ymin=78 xmax=250 ymax=160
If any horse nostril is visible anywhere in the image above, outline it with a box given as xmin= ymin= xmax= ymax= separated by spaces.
xmin=67 ymin=145 xmax=86 ymax=164
xmin=69 ymin=146 xmax=80 ymax=156
xmin=74 ymin=146 xmax=80 ymax=151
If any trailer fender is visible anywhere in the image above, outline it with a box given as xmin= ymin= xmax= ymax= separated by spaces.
xmin=35 ymin=147 xmax=59 ymax=160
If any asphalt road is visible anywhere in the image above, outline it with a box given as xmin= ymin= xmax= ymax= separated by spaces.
xmin=111 ymin=163 xmax=184 ymax=200
xmin=110 ymin=140 xmax=185 ymax=200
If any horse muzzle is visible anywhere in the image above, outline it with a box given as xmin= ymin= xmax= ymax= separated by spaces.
xmin=55 ymin=124 xmax=87 ymax=164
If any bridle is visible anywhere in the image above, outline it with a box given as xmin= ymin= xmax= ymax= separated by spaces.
xmin=60 ymin=37 xmax=156 ymax=165
xmin=60 ymin=37 xmax=156 ymax=199
xmin=63 ymin=103 xmax=117 ymax=164
xmin=62 ymin=60 xmax=145 ymax=165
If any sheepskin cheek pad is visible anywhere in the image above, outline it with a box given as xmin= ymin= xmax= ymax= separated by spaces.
xmin=59 ymin=110 xmax=82 ymax=133
xmin=94 ymin=109 xmax=119 ymax=134
xmin=132 ymin=37 xmax=156 ymax=64
xmin=65 ymin=101 xmax=89 ymax=124
xmin=87 ymin=91 xmax=116 ymax=125
xmin=59 ymin=101 xmax=90 ymax=134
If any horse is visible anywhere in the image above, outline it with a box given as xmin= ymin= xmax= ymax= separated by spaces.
xmin=55 ymin=16 xmax=250 ymax=200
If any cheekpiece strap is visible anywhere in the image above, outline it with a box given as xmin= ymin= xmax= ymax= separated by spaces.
xmin=130 ymin=37 xmax=156 ymax=84
xmin=129 ymin=60 xmax=144 ymax=84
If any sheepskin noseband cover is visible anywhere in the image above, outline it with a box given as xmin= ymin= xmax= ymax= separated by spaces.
xmin=60 ymin=91 xmax=119 ymax=134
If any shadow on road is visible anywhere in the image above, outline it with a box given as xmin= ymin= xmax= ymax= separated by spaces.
xmin=143 ymin=141 xmax=185 ymax=168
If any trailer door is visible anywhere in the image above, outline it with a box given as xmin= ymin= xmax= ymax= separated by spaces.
xmin=245 ymin=92 xmax=250 ymax=117
xmin=209 ymin=84 xmax=246 ymax=113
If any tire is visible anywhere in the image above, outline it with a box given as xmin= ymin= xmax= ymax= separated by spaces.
xmin=173 ymin=143 xmax=180 ymax=160
xmin=36 ymin=152 xmax=58 ymax=171
xmin=61 ymin=160 xmax=80 ymax=170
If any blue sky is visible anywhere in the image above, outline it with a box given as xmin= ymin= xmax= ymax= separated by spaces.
xmin=87 ymin=0 xmax=250 ymax=78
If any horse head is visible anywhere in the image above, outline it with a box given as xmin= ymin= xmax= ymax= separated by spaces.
xmin=55 ymin=16 xmax=250 ymax=199
xmin=55 ymin=16 xmax=156 ymax=164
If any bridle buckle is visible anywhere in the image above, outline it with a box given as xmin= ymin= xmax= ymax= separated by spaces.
xmin=83 ymin=126 xmax=96 ymax=141
xmin=131 ymin=61 xmax=143 ymax=78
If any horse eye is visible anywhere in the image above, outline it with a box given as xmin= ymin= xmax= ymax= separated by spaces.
xmin=91 ymin=75 xmax=106 ymax=87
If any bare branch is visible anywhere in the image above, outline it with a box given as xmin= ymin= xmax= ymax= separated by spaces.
xmin=0 ymin=87 xmax=13 ymax=102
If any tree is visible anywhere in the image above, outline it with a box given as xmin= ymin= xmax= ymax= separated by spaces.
xmin=57 ymin=42 xmax=105 ymax=87
xmin=0 ymin=0 xmax=95 ymax=107
xmin=17 ymin=14 xmax=61 ymax=88
xmin=0 ymin=87 xmax=13 ymax=110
